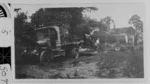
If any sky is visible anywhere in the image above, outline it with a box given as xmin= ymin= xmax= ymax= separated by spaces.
xmin=83 ymin=3 xmax=145 ymax=28
xmin=14 ymin=3 xmax=145 ymax=28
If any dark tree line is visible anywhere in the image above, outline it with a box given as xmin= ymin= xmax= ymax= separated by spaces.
xmin=30 ymin=7 xmax=98 ymax=35
xmin=15 ymin=7 xmax=99 ymax=43
xmin=14 ymin=7 xmax=143 ymax=45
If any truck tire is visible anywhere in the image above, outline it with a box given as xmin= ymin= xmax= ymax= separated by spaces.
xmin=40 ymin=50 xmax=53 ymax=64
xmin=71 ymin=47 xmax=79 ymax=59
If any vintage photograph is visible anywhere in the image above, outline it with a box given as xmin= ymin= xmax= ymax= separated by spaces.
xmin=14 ymin=3 xmax=144 ymax=79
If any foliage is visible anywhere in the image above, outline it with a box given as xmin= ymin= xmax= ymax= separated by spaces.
xmin=14 ymin=11 xmax=27 ymax=37
xmin=128 ymin=15 xmax=143 ymax=44
xmin=129 ymin=15 xmax=143 ymax=33
xmin=14 ymin=9 xmax=36 ymax=46
xmin=75 ymin=19 xmax=100 ymax=36
xmin=30 ymin=7 xmax=98 ymax=36
xmin=89 ymin=16 xmax=115 ymax=41
xmin=100 ymin=16 xmax=115 ymax=31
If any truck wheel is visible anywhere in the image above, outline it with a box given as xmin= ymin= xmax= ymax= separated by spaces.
xmin=71 ymin=48 xmax=79 ymax=59
xmin=40 ymin=50 xmax=52 ymax=64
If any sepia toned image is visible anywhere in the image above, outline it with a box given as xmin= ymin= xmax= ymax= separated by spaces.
xmin=14 ymin=3 xmax=144 ymax=79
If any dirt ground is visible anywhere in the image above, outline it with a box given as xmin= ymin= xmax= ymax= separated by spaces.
xmin=15 ymin=45 xmax=144 ymax=79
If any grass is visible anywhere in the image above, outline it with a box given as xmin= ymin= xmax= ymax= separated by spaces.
xmin=96 ymin=49 xmax=144 ymax=78
xmin=15 ymin=45 xmax=144 ymax=79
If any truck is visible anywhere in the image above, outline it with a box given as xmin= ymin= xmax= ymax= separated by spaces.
xmin=21 ymin=26 xmax=83 ymax=64
xmin=35 ymin=26 xmax=66 ymax=63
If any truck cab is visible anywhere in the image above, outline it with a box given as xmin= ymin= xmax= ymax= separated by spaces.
xmin=36 ymin=26 xmax=61 ymax=48
xmin=35 ymin=26 xmax=65 ymax=63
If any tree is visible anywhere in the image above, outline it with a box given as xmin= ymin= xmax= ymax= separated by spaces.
xmin=129 ymin=14 xmax=143 ymax=33
xmin=100 ymin=16 xmax=115 ymax=31
xmin=14 ymin=9 xmax=36 ymax=45
xmin=14 ymin=11 xmax=28 ymax=37
xmin=30 ymin=7 xmax=98 ymax=35
xmin=129 ymin=15 xmax=143 ymax=45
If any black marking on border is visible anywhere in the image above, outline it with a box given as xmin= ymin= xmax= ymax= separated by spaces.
xmin=0 ymin=47 xmax=11 ymax=65
xmin=0 ymin=5 xmax=7 ymax=17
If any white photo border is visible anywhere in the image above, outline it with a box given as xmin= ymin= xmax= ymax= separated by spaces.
xmin=11 ymin=0 xmax=150 ymax=84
